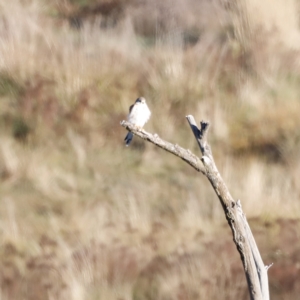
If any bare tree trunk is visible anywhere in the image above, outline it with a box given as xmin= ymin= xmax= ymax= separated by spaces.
xmin=121 ymin=116 xmax=271 ymax=300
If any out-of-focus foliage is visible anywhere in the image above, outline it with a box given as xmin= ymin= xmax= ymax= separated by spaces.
xmin=0 ymin=0 xmax=300 ymax=299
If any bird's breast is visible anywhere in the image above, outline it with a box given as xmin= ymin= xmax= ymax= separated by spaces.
xmin=128 ymin=104 xmax=151 ymax=127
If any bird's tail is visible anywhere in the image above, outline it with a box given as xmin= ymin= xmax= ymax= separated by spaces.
xmin=124 ymin=132 xmax=133 ymax=146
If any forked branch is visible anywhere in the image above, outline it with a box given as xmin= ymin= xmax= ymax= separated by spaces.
xmin=121 ymin=116 xmax=270 ymax=300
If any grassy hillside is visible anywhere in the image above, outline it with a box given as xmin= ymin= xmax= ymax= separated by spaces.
xmin=1 ymin=0 xmax=300 ymax=299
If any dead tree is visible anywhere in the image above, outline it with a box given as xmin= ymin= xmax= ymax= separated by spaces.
xmin=121 ymin=115 xmax=271 ymax=300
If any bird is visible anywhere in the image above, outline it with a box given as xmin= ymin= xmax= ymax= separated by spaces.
xmin=124 ymin=97 xmax=151 ymax=146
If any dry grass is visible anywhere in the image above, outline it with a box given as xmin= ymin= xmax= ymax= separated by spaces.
xmin=0 ymin=0 xmax=300 ymax=299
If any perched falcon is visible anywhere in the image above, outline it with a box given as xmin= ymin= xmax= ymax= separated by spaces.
xmin=124 ymin=97 xmax=151 ymax=146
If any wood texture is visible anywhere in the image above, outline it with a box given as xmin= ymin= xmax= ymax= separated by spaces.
xmin=121 ymin=116 xmax=270 ymax=300
xmin=186 ymin=115 xmax=269 ymax=300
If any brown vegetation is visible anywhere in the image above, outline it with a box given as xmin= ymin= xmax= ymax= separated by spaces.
xmin=0 ymin=0 xmax=300 ymax=299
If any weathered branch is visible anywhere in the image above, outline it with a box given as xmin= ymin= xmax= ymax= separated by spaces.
xmin=120 ymin=120 xmax=206 ymax=174
xmin=186 ymin=115 xmax=269 ymax=300
xmin=236 ymin=200 xmax=270 ymax=300
xmin=121 ymin=116 xmax=270 ymax=300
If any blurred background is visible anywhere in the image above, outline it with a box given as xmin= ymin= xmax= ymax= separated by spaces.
xmin=0 ymin=0 xmax=300 ymax=299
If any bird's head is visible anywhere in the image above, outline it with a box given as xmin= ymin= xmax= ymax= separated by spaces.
xmin=136 ymin=97 xmax=146 ymax=104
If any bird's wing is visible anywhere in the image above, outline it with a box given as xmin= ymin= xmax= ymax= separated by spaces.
xmin=129 ymin=103 xmax=135 ymax=114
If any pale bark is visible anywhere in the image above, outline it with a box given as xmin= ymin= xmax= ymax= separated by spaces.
xmin=121 ymin=117 xmax=270 ymax=300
